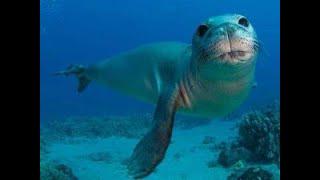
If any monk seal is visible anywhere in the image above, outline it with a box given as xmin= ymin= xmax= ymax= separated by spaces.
xmin=56 ymin=14 xmax=259 ymax=178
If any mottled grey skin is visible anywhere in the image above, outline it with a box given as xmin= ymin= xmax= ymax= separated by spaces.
xmin=57 ymin=14 xmax=259 ymax=179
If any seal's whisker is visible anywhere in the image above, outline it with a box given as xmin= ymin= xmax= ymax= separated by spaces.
xmin=254 ymin=40 xmax=270 ymax=58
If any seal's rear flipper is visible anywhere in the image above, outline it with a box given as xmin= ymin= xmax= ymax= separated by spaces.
xmin=127 ymin=86 xmax=179 ymax=179
xmin=54 ymin=64 xmax=91 ymax=93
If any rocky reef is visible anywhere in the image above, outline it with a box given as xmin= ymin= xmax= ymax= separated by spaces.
xmin=227 ymin=167 xmax=274 ymax=180
xmin=41 ymin=113 xmax=211 ymax=142
xmin=205 ymin=100 xmax=280 ymax=180
xmin=215 ymin=101 xmax=280 ymax=168
xmin=40 ymin=162 xmax=78 ymax=180
xmin=40 ymin=100 xmax=279 ymax=179
xmin=41 ymin=114 xmax=153 ymax=140
xmin=238 ymin=101 xmax=280 ymax=164
xmin=217 ymin=142 xmax=254 ymax=168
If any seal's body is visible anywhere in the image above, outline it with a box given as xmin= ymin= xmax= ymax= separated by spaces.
xmin=57 ymin=14 xmax=260 ymax=178
xmin=86 ymin=42 xmax=254 ymax=118
xmin=87 ymin=42 xmax=189 ymax=107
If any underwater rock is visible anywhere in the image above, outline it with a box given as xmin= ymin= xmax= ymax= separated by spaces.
xmin=202 ymin=136 xmax=216 ymax=145
xmin=40 ymin=162 xmax=78 ymax=180
xmin=85 ymin=152 xmax=112 ymax=163
xmin=227 ymin=167 xmax=274 ymax=180
xmin=215 ymin=101 xmax=280 ymax=167
xmin=238 ymin=101 xmax=280 ymax=164
xmin=231 ymin=160 xmax=246 ymax=170
xmin=217 ymin=144 xmax=253 ymax=168
xmin=173 ymin=152 xmax=182 ymax=161
xmin=208 ymin=141 xmax=228 ymax=152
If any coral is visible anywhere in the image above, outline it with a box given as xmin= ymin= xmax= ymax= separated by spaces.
xmin=40 ymin=162 xmax=78 ymax=180
xmin=238 ymin=101 xmax=280 ymax=164
xmin=227 ymin=167 xmax=274 ymax=180
xmin=215 ymin=101 xmax=280 ymax=167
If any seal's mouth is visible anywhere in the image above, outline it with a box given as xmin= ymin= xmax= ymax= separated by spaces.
xmin=200 ymin=38 xmax=258 ymax=64
xmin=216 ymin=50 xmax=252 ymax=62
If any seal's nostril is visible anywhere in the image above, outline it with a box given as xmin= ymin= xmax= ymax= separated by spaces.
xmin=197 ymin=24 xmax=209 ymax=37
xmin=238 ymin=17 xmax=249 ymax=27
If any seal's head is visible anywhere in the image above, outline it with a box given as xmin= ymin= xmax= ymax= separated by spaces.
xmin=191 ymin=14 xmax=259 ymax=80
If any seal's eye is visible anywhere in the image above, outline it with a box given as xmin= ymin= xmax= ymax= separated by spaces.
xmin=197 ymin=24 xmax=209 ymax=37
xmin=238 ymin=17 xmax=249 ymax=27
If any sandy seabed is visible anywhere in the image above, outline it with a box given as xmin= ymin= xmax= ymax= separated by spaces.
xmin=42 ymin=119 xmax=279 ymax=180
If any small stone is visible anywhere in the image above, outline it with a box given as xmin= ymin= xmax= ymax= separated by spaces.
xmin=173 ymin=152 xmax=182 ymax=160
xmin=202 ymin=136 xmax=216 ymax=144
xmin=231 ymin=160 xmax=246 ymax=170
xmin=86 ymin=152 xmax=112 ymax=163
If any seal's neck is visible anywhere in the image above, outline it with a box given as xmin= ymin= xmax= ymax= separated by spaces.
xmin=187 ymin=53 xmax=256 ymax=87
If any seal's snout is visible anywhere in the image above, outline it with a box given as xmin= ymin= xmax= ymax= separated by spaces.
xmin=209 ymin=23 xmax=256 ymax=62
xmin=204 ymin=23 xmax=256 ymax=63
xmin=192 ymin=15 xmax=259 ymax=64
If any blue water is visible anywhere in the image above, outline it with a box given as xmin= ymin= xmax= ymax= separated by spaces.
xmin=40 ymin=0 xmax=279 ymax=179
xmin=40 ymin=0 xmax=279 ymax=123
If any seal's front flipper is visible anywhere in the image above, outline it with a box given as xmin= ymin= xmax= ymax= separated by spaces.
xmin=54 ymin=64 xmax=91 ymax=93
xmin=127 ymin=86 xmax=179 ymax=179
